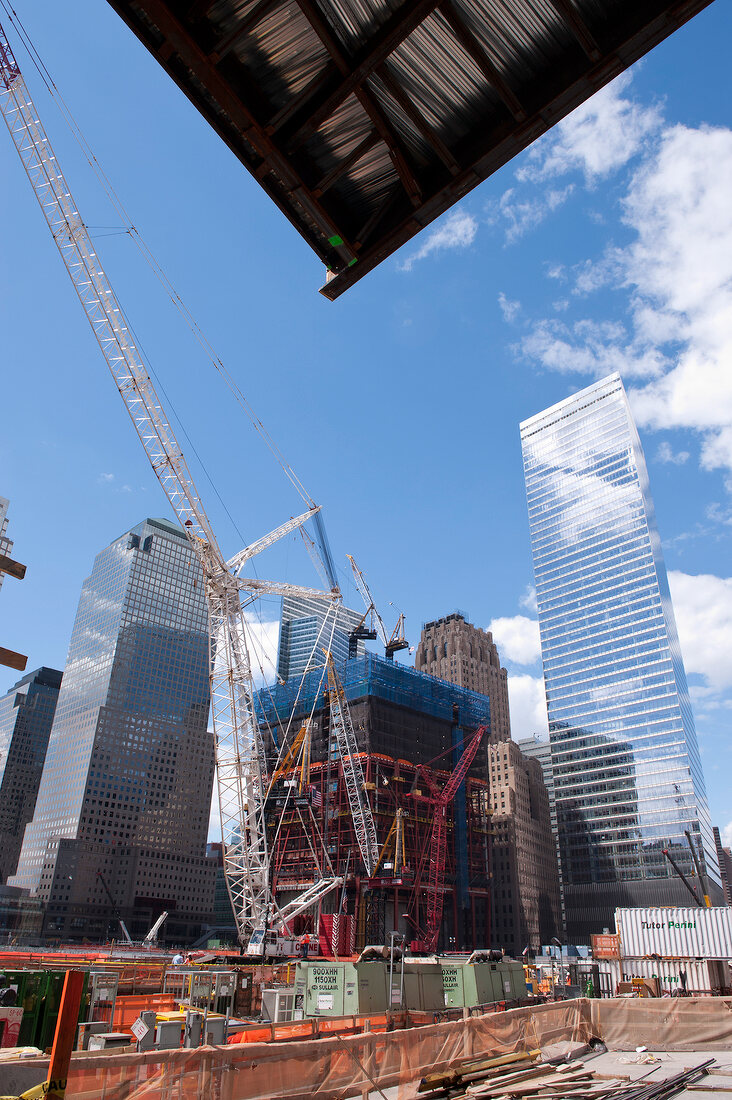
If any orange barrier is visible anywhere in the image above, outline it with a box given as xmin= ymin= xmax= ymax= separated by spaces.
xmin=23 ymin=999 xmax=593 ymax=1100
xmin=113 ymin=994 xmax=177 ymax=1030
xmin=228 ymin=1012 xmax=397 ymax=1045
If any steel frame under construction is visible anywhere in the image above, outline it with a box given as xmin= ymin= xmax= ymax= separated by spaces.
xmin=261 ymin=653 xmax=493 ymax=952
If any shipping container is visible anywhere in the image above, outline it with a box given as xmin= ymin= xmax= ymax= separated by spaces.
xmin=615 ymin=907 xmax=732 ymax=959
xmin=597 ymin=957 xmax=731 ymax=997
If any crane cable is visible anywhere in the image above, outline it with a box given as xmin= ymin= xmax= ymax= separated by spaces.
xmin=0 ymin=0 xmax=314 ymax=511
xmin=1 ymin=1 xmax=321 ymax=680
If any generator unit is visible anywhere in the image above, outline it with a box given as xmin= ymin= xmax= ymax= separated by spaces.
xmin=441 ymin=959 xmax=526 ymax=1008
xmin=292 ymin=960 xmax=389 ymax=1018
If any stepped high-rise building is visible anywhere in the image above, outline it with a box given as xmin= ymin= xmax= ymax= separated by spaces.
xmin=10 ymin=518 xmax=216 ymax=943
xmin=415 ymin=615 xmax=561 ymax=949
xmin=520 ymin=373 xmax=721 ymax=938
xmin=0 ymin=667 xmax=62 ymax=884
xmin=415 ymin=614 xmax=511 ymax=742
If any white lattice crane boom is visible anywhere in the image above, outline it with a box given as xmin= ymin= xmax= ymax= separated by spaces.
xmin=324 ymin=651 xmax=379 ymax=877
xmin=0 ymin=22 xmax=342 ymax=946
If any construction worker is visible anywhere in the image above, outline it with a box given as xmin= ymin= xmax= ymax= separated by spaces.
xmin=299 ymin=934 xmax=310 ymax=960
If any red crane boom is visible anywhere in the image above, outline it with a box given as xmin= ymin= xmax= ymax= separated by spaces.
xmin=411 ymin=724 xmax=488 ymax=953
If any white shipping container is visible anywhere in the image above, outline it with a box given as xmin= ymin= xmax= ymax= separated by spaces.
xmin=615 ymin=907 xmax=732 ymax=959
xmin=597 ymin=957 xmax=730 ymax=996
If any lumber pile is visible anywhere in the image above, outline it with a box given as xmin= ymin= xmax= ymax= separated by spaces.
xmin=417 ymin=1051 xmax=717 ymax=1100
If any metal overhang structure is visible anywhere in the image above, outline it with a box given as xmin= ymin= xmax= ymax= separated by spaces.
xmin=106 ymin=0 xmax=714 ymax=298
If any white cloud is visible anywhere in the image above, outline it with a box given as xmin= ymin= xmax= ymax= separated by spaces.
xmin=517 ymin=72 xmax=662 ymax=184
xmin=98 ymin=472 xmax=114 ymax=483
xmin=622 ymin=125 xmax=732 ymax=478
xmin=507 ymin=673 xmax=548 ymax=739
xmin=488 ymin=185 xmax=574 ymax=243
xmin=399 ymin=209 xmax=477 ymax=271
xmin=208 ymin=762 xmax=221 ymax=843
xmin=722 ymin=821 xmax=732 ymax=848
xmin=706 ymin=502 xmax=732 ymax=527
xmin=572 ymin=249 xmax=624 ymax=296
xmin=245 ymin=615 xmax=280 ymax=686
xmin=498 ymin=292 xmax=520 ymax=323
xmin=516 ymin=116 xmax=732 ymax=484
xmin=668 ymin=570 xmax=732 ymax=694
xmin=519 ymin=585 xmax=538 ymax=613
xmin=488 ymin=614 xmax=541 ymax=666
xmin=656 ymin=441 xmax=689 ymax=465
xmin=520 ymin=317 xmax=666 ymax=379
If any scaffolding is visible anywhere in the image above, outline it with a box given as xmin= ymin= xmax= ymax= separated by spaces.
xmin=267 ymin=754 xmax=492 ymax=951
xmin=258 ymin=652 xmax=491 ymax=737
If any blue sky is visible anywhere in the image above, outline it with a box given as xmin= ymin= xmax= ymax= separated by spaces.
xmin=1 ymin=2 xmax=731 ymax=846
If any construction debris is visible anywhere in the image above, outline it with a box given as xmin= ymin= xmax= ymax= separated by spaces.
xmin=416 ymin=1051 xmax=717 ymax=1100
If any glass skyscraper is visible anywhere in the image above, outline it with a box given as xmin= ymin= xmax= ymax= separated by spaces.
xmin=10 ymin=518 xmax=216 ymax=943
xmin=520 ymin=373 xmax=721 ymax=938
xmin=0 ymin=667 xmax=62 ymax=884
xmin=277 ymin=594 xmax=365 ymax=682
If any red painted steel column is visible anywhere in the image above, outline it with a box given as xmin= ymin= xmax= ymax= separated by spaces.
xmin=46 ymin=969 xmax=85 ymax=1099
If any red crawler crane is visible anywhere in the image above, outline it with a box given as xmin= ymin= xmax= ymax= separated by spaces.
xmin=409 ymin=724 xmax=488 ymax=954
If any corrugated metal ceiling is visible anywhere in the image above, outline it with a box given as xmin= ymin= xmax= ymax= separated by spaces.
xmin=106 ymin=0 xmax=714 ymax=297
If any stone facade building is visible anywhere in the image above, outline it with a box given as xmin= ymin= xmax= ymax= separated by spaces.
xmin=489 ymin=740 xmax=562 ymax=955
xmin=415 ymin=614 xmax=511 ymax=742
xmin=415 ymin=613 xmax=561 ymax=954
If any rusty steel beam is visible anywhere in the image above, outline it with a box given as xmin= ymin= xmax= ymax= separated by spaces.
xmin=438 ymin=0 xmax=526 ymax=121
xmin=376 ymin=65 xmax=460 ymax=174
xmin=0 ymin=553 xmax=26 ymax=580
xmin=320 ymin=0 xmax=715 ymax=297
xmin=107 ymin=0 xmax=359 ymax=265
xmin=313 ymin=129 xmax=381 ymax=195
xmin=0 ymin=647 xmax=28 ymax=673
xmin=546 ymin=0 xmax=602 ymax=61
xmin=280 ymin=0 xmax=443 ymax=144
xmin=292 ymin=0 xmax=423 ymax=204
xmin=209 ymin=0 xmax=283 ymax=61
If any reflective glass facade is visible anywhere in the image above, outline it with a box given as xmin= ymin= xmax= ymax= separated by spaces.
xmin=276 ymin=595 xmax=364 ymax=682
xmin=10 ymin=518 xmax=216 ymax=942
xmin=520 ymin=374 xmax=721 ymax=938
xmin=0 ymin=667 xmax=62 ymax=883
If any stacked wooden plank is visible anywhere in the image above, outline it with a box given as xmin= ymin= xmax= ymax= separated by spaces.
xmin=417 ymin=1050 xmax=716 ymax=1100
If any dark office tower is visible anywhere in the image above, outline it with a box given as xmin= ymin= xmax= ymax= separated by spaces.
xmin=415 ymin=614 xmax=511 ymax=742
xmin=0 ymin=667 xmax=62 ymax=883
xmin=10 ymin=519 xmax=216 ymax=943
xmin=713 ymin=827 xmax=732 ymax=906
xmin=520 ymin=373 xmax=721 ymax=939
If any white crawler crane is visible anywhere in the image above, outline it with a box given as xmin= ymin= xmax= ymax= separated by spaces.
xmin=0 ymin=20 xmax=343 ymax=952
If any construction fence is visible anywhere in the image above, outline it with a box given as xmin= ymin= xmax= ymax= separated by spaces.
xmin=4 ymin=998 xmax=732 ymax=1100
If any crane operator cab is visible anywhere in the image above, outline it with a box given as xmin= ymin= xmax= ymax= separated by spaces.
xmin=245 ymin=928 xmax=306 ymax=959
